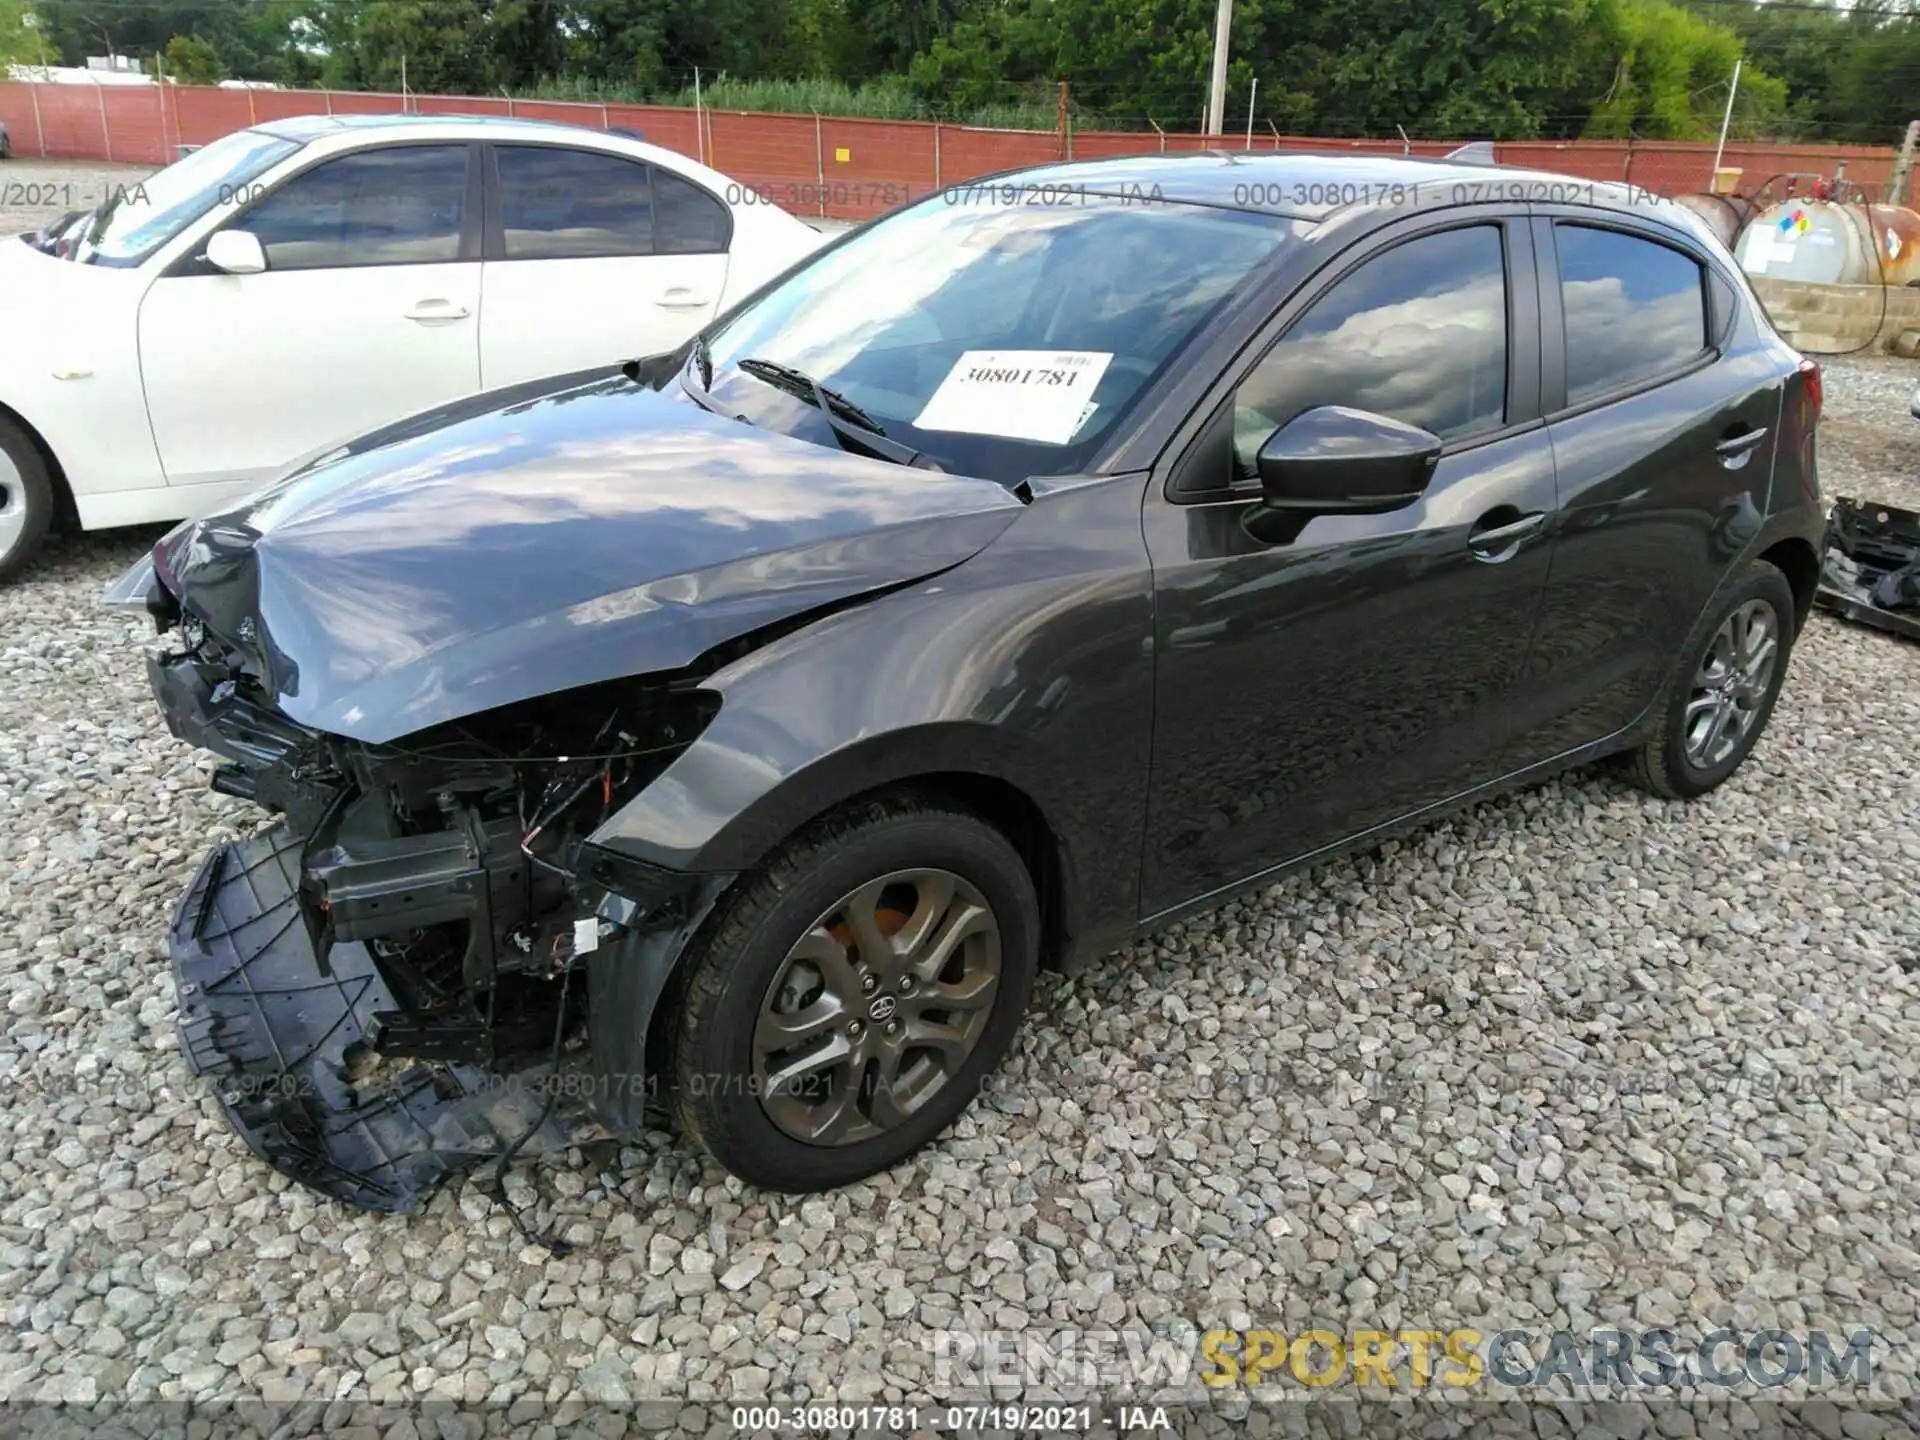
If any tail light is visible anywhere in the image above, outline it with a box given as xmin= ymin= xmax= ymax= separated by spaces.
xmin=1799 ymin=358 xmax=1823 ymax=425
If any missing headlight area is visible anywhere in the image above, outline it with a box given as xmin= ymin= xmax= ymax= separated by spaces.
xmin=152 ymin=619 xmax=725 ymax=1213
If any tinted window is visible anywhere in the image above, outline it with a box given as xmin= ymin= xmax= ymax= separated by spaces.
xmin=652 ymin=168 xmax=730 ymax=254
xmin=1233 ymin=225 xmax=1508 ymax=472
xmin=1557 ymin=224 xmax=1707 ymax=404
xmin=240 ymin=145 xmax=467 ymax=270
xmin=497 ymin=146 xmax=655 ymax=259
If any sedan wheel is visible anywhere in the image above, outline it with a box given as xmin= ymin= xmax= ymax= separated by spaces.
xmin=755 ymin=868 xmax=1001 ymax=1147
xmin=669 ymin=794 xmax=1038 ymax=1192
xmin=0 ymin=419 xmax=56 ymax=583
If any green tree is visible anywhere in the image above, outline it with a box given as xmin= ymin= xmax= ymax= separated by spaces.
xmin=1578 ymin=0 xmax=1786 ymax=139
xmin=160 ymin=31 xmax=224 ymax=82
xmin=0 ymin=0 xmax=57 ymax=67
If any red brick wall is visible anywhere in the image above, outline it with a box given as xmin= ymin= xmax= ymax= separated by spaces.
xmin=0 ymin=80 xmax=1899 ymax=222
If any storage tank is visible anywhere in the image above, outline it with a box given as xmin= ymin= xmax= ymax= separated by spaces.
xmin=1735 ymin=200 xmax=1920 ymax=287
xmin=1672 ymin=192 xmax=1754 ymax=251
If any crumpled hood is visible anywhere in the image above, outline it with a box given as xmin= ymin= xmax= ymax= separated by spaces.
xmin=153 ymin=375 xmax=1024 ymax=743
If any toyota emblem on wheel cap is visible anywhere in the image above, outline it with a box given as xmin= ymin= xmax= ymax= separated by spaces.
xmin=868 ymin=994 xmax=899 ymax=1022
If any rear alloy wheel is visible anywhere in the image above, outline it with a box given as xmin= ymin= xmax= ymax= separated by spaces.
xmin=1681 ymin=598 xmax=1780 ymax=769
xmin=1622 ymin=559 xmax=1797 ymax=799
xmin=0 ymin=418 xmax=56 ymax=583
xmin=668 ymin=795 xmax=1038 ymax=1191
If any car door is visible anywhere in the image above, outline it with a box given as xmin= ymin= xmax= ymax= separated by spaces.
xmin=1506 ymin=213 xmax=1784 ymax=765
xmin=137 ymin=142 xmax=482 ymax=489
xmin=1140 ymin=213 xmax=1558 ymax=918
xmin=478 ymin=144 xmax=731 ymax=389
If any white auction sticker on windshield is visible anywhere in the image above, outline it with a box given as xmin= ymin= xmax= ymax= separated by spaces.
xmin=915 ymin=351 xmax=1113 ymax=444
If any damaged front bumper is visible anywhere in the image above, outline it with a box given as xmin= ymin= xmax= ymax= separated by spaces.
xmin=1817 ymin=496 xmax=1920 ymax=643
xmin=143 ymin=617 xmax=728 ymax=1213
xmin=171 ymin=827 xmax=580 ymax=1213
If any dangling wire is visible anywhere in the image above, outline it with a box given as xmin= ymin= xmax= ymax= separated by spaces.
xmin=485 ymin=960 xmax=578 ymax=1258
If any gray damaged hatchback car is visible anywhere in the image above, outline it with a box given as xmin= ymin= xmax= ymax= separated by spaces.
xmin=113 ymin=153 xmax=1825 ymax=1213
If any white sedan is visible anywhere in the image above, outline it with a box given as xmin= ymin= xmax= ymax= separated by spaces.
xmin=0 ymin=115 xmax=825 ymax=577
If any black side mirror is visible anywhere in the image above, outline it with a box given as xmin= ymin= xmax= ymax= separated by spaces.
xmin=1253 ymin=405 xmax=1442 ymax=516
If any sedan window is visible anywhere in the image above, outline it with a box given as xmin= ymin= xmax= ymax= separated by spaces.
xmin=74 ymin=127 xmax=299 ymax=268
xmin=238 ymin=145 xmax=469 ymax=271
xmin=1231 ymin=225 xmax=1508 ymax=478
xmin=652 ymin=168 xmax=731 ymax=254
xmin=1556 ymin=224 xmax=1708 ymax=405
xmin=496 ymin=146 xmax=656 ymax=259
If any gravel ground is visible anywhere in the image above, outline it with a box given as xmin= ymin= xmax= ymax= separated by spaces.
xmin=2 ymin=235 xmax=1919 ymax=1426
xmin=0 ymin=158 xmax=144 ymax=237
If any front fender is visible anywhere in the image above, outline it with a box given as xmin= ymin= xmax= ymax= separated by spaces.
xmin=0 ymin=249 xmax=163 ymax=497
xmin=586 ymin=470 xmax=1157 ymax=964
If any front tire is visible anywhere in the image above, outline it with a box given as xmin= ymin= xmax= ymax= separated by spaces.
xmin=1621 ymin=559 xmax=1797 ymax=799
xmin=668 ymin=794 xmax=1039 ymax=1192
xmin=0 ymin=418 xmax=55 ymax=583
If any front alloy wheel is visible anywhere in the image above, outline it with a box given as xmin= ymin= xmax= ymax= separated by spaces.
xmin=755 ymin=869 xmax=1001 ymax=1146
xmin=668 ymin=794 xmax=1039 ymax=1192
xmin=0 ymin=418 xmax=56 ymax=583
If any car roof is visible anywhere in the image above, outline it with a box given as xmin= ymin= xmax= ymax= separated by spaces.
xmin=252 ymin=113 xmax=624 ymax=143
xmin=1002 ymin=151 xmax=1653 ymax=222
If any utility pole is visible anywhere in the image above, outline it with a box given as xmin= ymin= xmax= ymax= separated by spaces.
xmin=1710 ymin=58 xmax=1742 ymax=187
xmin=1244 ymin=78 xmax=1257 ymax=150
xmin=1205 ymin=0 xmax=1231 ymax=137
xmin=1892 ymin=119 xmax=1920 ymax=206
xmin=694 ymin=66 xmax=705 ymax=165
xmin=1056 ymin=80 xmax=1070 ymax=159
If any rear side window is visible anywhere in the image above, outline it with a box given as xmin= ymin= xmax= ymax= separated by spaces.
xmin=1556 ymin=224 xmax=1708 ymax=405
xmin=240 ymin=145 xmax=468 ymax=270
xmin=652 ymin=168 xmax=730 ymax=254
xmin=1232 ymin=224 xmax=1508 ymax=473
xmin=497 ymin=146 xmax=656 ymax=259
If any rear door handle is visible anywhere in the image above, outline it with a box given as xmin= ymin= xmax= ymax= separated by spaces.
xmin=655 ymin=288 xmax=712 ymax=310
xmin=1467 ymin=510 xmax=1547 ymax=560
xmin=1715 ymin=427 xmax=1768 ymax=466
xmin=404 ymin=299 xmax=471 ymax=323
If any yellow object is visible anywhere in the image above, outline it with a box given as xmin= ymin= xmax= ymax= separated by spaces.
xmin=835 ymin=147 xmax=851 ymax=163
xmin=1712 ymin=166 xmax=1742 ymax=195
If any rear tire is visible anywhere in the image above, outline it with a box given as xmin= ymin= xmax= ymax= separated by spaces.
xmin=0 ymin=418 xmax=55 ymax=583
xmin=1621 ymin=559 xmax=1797 ymax=799
xmin=667 ymin=793 xmax=1039 ymax=1192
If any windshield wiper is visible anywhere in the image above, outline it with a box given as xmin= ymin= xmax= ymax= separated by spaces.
xmin=736 ymin=357 xmax=935 ymax=469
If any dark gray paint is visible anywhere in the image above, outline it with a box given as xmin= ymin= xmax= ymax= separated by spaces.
xmin=152 ymin=375 xmax=1024 ymax=743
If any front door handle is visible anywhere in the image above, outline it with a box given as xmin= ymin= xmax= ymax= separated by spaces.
xmin=404 ymin=300 xmax=471 ymax=323
xmin=1715 ymin=426 xmax=1769 ymax=468
xmin=1467 ymin=509 xmax=1546 ymax=561
xmin=655 ymin=288 xmax=712 ymax=310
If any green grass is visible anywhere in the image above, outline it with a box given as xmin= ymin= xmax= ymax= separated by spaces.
xmin=523 ymin=72 xmax=1063 ymax=130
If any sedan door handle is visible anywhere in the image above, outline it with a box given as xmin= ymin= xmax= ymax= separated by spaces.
xmin=1467 ymin=509 xmax=1547 ymax=561
xmin=655 ymin=289 xmax=712 ymax=310
xmin=404 ymin=300 xmax=471 ymax=323
xmin=1715 ymin=426 xmax=1769 ymax=467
